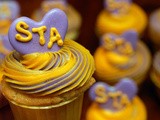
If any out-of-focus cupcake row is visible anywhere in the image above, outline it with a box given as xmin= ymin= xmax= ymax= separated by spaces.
xmin=0 ymin=0 xmax=160 ymax=120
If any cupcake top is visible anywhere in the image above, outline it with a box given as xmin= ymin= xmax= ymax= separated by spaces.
xmin=87 ymin=78 xmax=147 ymax=120
xmin=0 ymin=0 xmax=20 ymax=35
xmin=89 ymin=78 xmax=137 ymax=111
xmin=104 ymin=0 xmax=132 ymax=16
xmin=0 ymin=0 xmax=20 ymax=57
xmin=94 ymin=30 xmax=151 ymax=84
xmin=96 ymin=0 xmax=147 ymax=36
xmin=2 ymin=8 xmax=95 ymax=106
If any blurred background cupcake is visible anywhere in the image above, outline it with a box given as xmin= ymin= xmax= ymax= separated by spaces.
xmin=0 ymin=0 xmax=20 ymax=108
xmin=86 ymin=78 xmax=147 ymax=120
xmin=96 ymin=0 xmax=147 ymax=37
xmin=94 ymin=30 xmax=151 ymax=85
xmin=0 ymin=0 xmax=20 ymax=35
xmin=31 ymin=0 xmax=82 ymax=40
xmin=149 ymin=8 xmax=160 ymax=49
xmin=150 ymin=50 xmax=160 ymax=99
xmin=0 ymin=0 xmax=20 ymax=60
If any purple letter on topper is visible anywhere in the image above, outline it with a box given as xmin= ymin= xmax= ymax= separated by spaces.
xmin=89 ymin=78 xmax=137 ymax=111
xmin=9 ymin=8 xmax=68 ymax=54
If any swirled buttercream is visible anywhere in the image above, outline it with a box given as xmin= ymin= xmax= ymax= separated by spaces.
xmin=2 ymin=40 xmax=95 ymax=96
xmin=94 ymin=41 xmax=151 ymax=84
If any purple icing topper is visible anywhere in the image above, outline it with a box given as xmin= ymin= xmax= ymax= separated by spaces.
xmin=101 ymin=30 xmax=138 ymax=54
xmin=9 ymin=8 xmax=68 ymax=54
xmin=0 ymin=0 xmax=20 ymax=20
xmin=104 ymin=0 xmax=132 ymax=15
xmin=89 ymin=78 xmax=137 ymax=111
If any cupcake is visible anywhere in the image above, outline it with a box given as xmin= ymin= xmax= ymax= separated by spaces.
xmin=96 ymin=0 xmax=147 ymax=36
xmin=32 ymin=0 xmax=82 ymax=40
xmin=1 ymin=8 xmax=95 ymax=120
xmin=0 ymin=0 xmax=20 ymax=108
xmin=150 ymin=50 xmax=160 ymax=98
xmin=94 ymin=30 xmax=151 ymax=85
xmin=86 ymin=78 xmax=147 ymax=120
xmin=149 ymin=8 xmax=160 ymax=48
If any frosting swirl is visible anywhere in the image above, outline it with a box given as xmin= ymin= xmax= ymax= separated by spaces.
xmin=2 ymin=40 xmax=95 ymax=96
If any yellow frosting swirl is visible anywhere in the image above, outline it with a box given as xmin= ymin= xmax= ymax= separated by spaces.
xmin=96 ymin=4 xmax=147 ymax=36
xmin=2 ymin=40 xmax=95 ymax=96
xmin=94 ymin=41 xmax=151 ymax=84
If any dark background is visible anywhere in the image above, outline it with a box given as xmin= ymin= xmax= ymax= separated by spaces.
xmin=0 ymin=0 xmax=160 ymax=119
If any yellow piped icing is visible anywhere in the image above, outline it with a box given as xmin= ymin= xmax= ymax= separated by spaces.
xmin=15 ymin=21 xmax=32 ymax=42
xmin=48 ymin=27 xmax=63 ymax=48
xmin=15 ymin=21 xmax=63 ymax=49
xmin=102 ymin=35 xmax=134 ymax=55
xmin=32 ymin=26 xmax=47 ymax=45
xmin=2 ymin=40 xmax=95 ymax=96
xmin=94 ymin=85 xmax=130 ymax=110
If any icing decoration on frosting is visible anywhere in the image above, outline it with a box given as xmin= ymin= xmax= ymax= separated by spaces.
xmin=9 ymin=8 xmax=68 ymax=54
xmin=0 ymin=0 xmax=20 ymax=20
xmin=42 ymin=0 xmax=67 ymax=13
xmin=104 ymin=0 xmax=132 ymax=16
xmin=101 ymin=30 xmax=138 ymax=55
xmin=89 ymin=78 xmax=137 ymax=111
